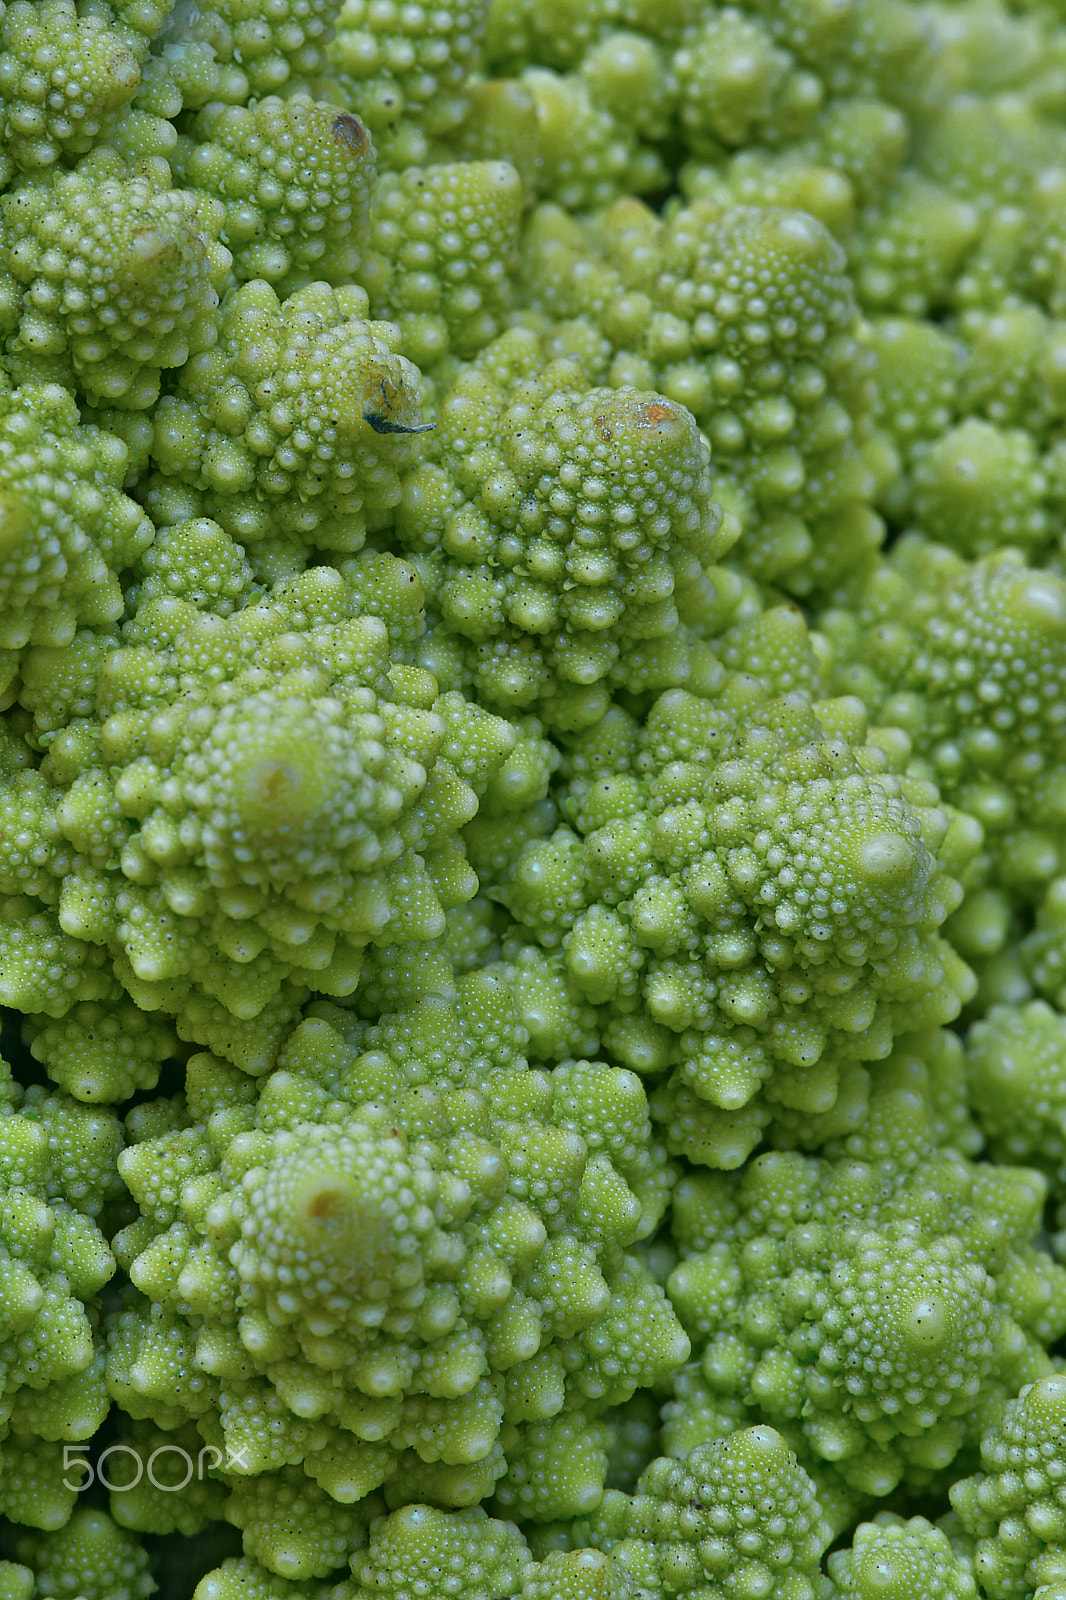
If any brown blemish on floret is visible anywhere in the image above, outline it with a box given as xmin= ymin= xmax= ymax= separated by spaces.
xmin=332 ymin=111 xmax=368 ymax=151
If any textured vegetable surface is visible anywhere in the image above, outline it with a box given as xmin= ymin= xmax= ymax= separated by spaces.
xmin=5 ymin=0 xmax=1066 ymax=1595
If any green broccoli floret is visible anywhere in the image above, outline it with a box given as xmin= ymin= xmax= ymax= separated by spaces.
xmin=326 ymin=0 xmax=493 ymax=168
xmin=0 ymin=563 xmax=514 ymax=1029
xmin=0 ymin=0 xmax=143 ymax=177
xmin=521 ymin=194 xmax=884 ymax=595
xmin=394 ymin=325 xmax=733 ymax=720
xmin=9 ymin=1507 xmax=154 ymax=1600
xmin=966 ymin=1000 xmax=1066 ymax=1177
xmin=0 ymin=149 xmax=231 ymax=409
xmin=106 ymin=976 xmax=685 ymax=1538
xmin=347 ymin=1502 xmax=530 ymax=1597
xmin=176 ymin=0 xmax=347 ymax=100
xmin=667 ymin=1083 xmax=1066 ymax=1494
xmin=581 ymin=1424 xmax=831 ymax=1598
xmin=361 ymin=160 xmax=523 ymax=366
xmin=823 ymin=540 xmax=1066 ymax=909
xmin=0 ymin=1081 xmax=120 ymax=1509
xmin=827 ymin=1513 xmax=977 ymax=1600
xmin=126 ymin=516 xmax=256 ymax=617
xmin=223 ymin=1466 xmax=369 ymax=1578
xmin=170 ymin=96 xmax=376 ymax=295
xmin=0 ymin=1562 xmax=32 ymax=1600
xmin=951 ymin=1374 xmax=1066 ymax=1600
xmin=0 ymin=382 xmax=152 ymax=648
xmin=148 ymin=279 xmax=429 ymax=554
xmin=194 ymin=1556 xmax=329 ymax=1600
xmin=485 ymin=664 xmax=975 ymax=1165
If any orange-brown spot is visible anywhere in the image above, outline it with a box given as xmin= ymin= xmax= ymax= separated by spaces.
xmin=332 ymin=112 xmax=367 ymax=150
xmin=129 ymin=228 xmax=174 ymax=266
xmin=109 ymin=49 xmax=141 ymax=92
xmin=308 ymin=1188 xmax=343 ymax=1222
xmin=640 ymin=401 xmax=675 ymax=426
xmin=250 ymin=761 xmax=301 ymax=809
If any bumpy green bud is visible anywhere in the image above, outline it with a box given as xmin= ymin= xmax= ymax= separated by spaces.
xmin=674 ymin=10 xmax=820 ymax=153
xmin=207 ymin=0 xmax=347 ymax=97
xmin=153 ymin=279 xmax=429 ymax=551
xmin=521 ymin=68 xmax=657 ymax=212
xmin=223 ymin=1467 xmax=369 ymax=1578
xmin=668 ymin=1085 xmax=1066 ymax=1491
xmin=108 ymin=972 xmax=685 ymax=1522
xmin=494 ymin=672 xmax=974 ymax=1159
xmin=967 ymin=1001 xmax=1066 ymax=1174
xmin=1 ymin=149 xmax=231 ymax=408
xmin=230 ymin=1112 xmax=439 ymax=1333
xmin=585 ymin=1426 xmax=831 ymax=1600
xmin=0 ymin=563 xmax=513 ymax=1025
xmin=852 ymin=177 xmax=979 ymax=317
xmin=328 ymin=0 xmax=492 ymax=157
xmin=522 ymin=195 xmax=881 ymax=595
xmin=824 ymin=539 xmax=1066 ymax=890
xmin=127 ymin=517 xmax=255 ymax=616
xmin=10 ymin=1508 xmax=153 ymax=1600
xmin=913 ymin=419 xmax=1048 ymax=557
xmin=172 ymin=96 xmax=375 ymax=293
xmin=0 ymin=0 xmax=142 ymax=175
xmin=349 ymin=1503 xmax=531 ymax=1599
xmin=804 ymin=99 xmax=908 ymax=207
xmin=867 ymin=317 xmax=961 ymax=519
xmin=952 ymin=1375 xmax=1066 ymax=1600
xmin=818 ymin=1231 xmax=997 ymax=1430
xmin=828 ymin=1514 xmax=977 ymax=1600
xmin=0 ymin=1562 xmax=32 ymax=1600
xmin=523 ymin=1548 xmax=637 ymax=1600
xmin=364 ymin=160 xmax=522 ymax=365
xmin=398 ymin=326 xmax=731 ymax=715
xmin=0 ymin=383 xmax=152 ymax=648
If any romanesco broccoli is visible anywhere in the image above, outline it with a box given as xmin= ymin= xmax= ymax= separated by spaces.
xmin=3 ymin=0 xmax=1066 ymax=1594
